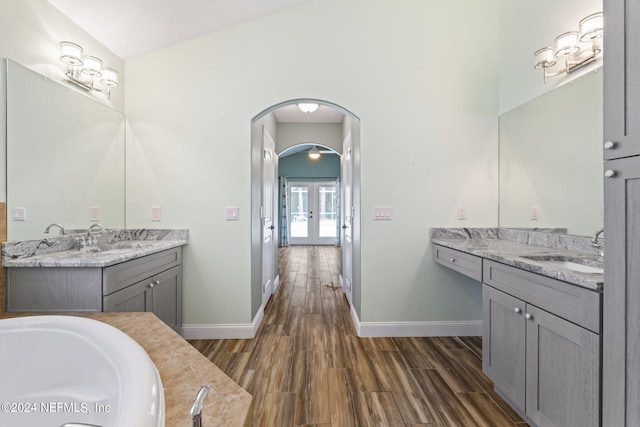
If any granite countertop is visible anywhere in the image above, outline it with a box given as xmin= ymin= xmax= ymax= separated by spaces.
xmin=431 ymin=228 xmax=603 ymax=291
xmin=0 ymin=312 xmax=253 ymax=427
xmin=2 ymin=229 xmax=188 ymax=268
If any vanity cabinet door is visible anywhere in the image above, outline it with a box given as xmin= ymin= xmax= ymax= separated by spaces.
xmin=525 ymin=305 xmax=600 ymax=427
xmin=150 ymin=266 xmax=182 ymax=332
xmin=603 ymin=0 xmax=640 ymax=159
xmin=603 ymin=155 xmax=640 ymax=425
xmin=103 ymin=279 xmax=152 ymax=312
xmin=482 ymin=285 xmax=526 ymax=412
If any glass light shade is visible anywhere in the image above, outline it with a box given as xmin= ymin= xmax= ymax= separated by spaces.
xmin=534 ymin=46 xmax=556 ymax=69
xmin=81 ymin=55 xmax=103 ymax=77
xmin=298 ymin=103 xmax=319 ymax=113
xmin=100 ymin=67 xmax=119 ymax=87
xmin=308 ymin=147 xmax=321 ymax=159
xmin=579 ymin=12 xmax=604 ymax=42
xmin=555 ymin=31 xmax=580 ymax=57
xmin=59 ymin=41 xmax=83 ymax=66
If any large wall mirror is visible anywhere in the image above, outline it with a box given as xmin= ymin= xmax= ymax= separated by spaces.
xmin=499 ymin=71 xmax=603 ymax=236
xmin=6 ymin=59 xmax=125 ymax=241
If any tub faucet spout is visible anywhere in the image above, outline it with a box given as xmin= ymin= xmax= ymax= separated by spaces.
xmin=190 ymin=384 xmax=211 ymax=427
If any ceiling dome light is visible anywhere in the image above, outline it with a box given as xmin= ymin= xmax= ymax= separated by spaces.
xmin=298 ymin=103 xmax=319 ymax=113
xmin=308 ymin=146 xmax=321 ymax=160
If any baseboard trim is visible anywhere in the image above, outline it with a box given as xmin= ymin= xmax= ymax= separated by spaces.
xmin=273 ymin=274 xmax=280 ymax=292
xmin=350 ymin=306 xmax=481 ymax=337
xmin=181 ymin=304 xmax=265 ymax=339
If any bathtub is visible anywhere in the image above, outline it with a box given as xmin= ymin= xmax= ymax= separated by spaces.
xmin=0 ymin=315 xmax=164 ymax=427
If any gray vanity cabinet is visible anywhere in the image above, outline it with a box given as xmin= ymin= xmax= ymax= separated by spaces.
xmin=603 ymin=155 xmax=640 ymax=425
xmin=483 ymin=260 xmax=601 ymax=427
xmin=6 ymin=247 xmax=183 ymax=333
xmin=603 ymin=0 xmax=640 ymax=160
xmin=103 ymin=265 xmax=182 ymax=331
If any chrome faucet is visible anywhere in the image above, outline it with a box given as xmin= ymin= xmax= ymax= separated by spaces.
xmin=86 ymin=223 xmax=103 ymax=246
xmin=43 ymin=223 xmax=66 ymax=236
xmin=592 ymin=228 xmax=604 ymax=258
xmin=190 ymin=384 xmax=211 ymax=427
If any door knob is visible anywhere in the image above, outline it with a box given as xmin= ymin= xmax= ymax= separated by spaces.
xmin=269 ymin=225 xmax=275 ymax=230
xmin=342 ymin=225 xmax=348 ymax=229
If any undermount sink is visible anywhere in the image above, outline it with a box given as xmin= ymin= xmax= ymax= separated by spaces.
xmin=81 ymin=241 xmax=159 ymax=254
xmin=520 ymin=254 xmax=604 ymax=275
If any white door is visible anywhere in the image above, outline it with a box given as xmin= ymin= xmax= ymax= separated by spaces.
xmin=289 ymin=181 xmax=338 ymax=245
xmin=262 ymin=127 xmax=276 ymax=306
xmin=341 ymin=132 xmax=353 ymax=304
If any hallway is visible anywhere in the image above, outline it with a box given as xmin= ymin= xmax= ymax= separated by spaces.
xmin=189 ymin=246 xmax=528 ymax=426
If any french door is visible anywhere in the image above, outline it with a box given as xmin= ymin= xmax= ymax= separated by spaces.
xmin=289 ymin=181 xmax=338 ymax=245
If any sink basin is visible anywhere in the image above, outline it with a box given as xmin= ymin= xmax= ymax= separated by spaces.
xmin=557 ymin=261 xmax=603 ymax=274
xmin=520 ymin=254 xmax=603 ymax=274
xmin=81 ymin=241 xmax=159 ymax=254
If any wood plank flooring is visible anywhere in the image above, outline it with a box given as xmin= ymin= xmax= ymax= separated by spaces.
xmin=189 ymin=246 xmax=529 ymax=426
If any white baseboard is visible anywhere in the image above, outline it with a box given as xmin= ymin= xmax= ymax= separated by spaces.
xmin=349 ymin=305 xmax=481 ymax=337
xmin=181 ymin=304 xmax=265 ymax=339
xmin=273 ymin=274 xmax=280 ymax=292
xmin=182 ymin=302 xmax=480 ymax=339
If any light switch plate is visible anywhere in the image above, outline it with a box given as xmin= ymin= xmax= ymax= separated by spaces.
xmin=225 ymin=207 xmax=239 ymax=220
xmin=151 ymin=206 xmax=161 ymax=222
xmin=374 ymin=206 xmax=392 ymax=220
xmin=530 ymin=207 xmax=539 ymax=220
xmin=12 ymin=207 xmax=26 ymax=221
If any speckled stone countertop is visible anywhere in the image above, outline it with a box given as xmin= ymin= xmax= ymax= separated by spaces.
xmin=0 ymin=312 xmax=252 ymax=427
xmin=2 ymin=229 xmax=188 ymax=267
xmin=431 ymin=228 xmax=603 ymax=291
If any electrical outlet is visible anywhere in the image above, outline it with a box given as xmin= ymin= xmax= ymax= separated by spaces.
xmin=457 ymin=206 xmax=466 ymax=220
xmin=89 ymin=206 xmax=100 ymax=221
xmin=531 ymin=207 xmax=539 ymax=220
xmin=151 ymin=206 xmax=161 ymax=222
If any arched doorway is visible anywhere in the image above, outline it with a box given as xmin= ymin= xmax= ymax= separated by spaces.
xmin=250 ymin=99 xmax=361 ymax=333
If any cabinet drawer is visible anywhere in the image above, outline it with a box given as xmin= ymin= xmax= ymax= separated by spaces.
xmin=483 ymin=260 xmax=601 ymax=333
xmin=103 ymin=247 xmax=182 ymax=295
xmin=433 ymin=244 xmax=482 ymax=281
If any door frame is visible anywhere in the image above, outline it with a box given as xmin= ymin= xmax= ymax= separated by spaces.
xmin=251 ymin=98 xmax=362 ymax=334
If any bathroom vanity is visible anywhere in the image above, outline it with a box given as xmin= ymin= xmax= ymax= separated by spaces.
xmin=432 ymin=228 xmax=602 ymax=427
xmin=3 ymin=230 xmax=188 ymax=333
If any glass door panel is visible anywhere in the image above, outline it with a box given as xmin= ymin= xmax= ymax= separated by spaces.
xmin=289 ymin=185 xmax=309 ymax=239
xmin=318 ymin=185 xmax=337 ymax=239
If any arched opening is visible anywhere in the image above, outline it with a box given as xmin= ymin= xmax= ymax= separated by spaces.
xmin=250 ymin=99 xmax=362 ymax=334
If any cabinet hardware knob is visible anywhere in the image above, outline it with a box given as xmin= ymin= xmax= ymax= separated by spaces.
xmin=149 ymin=282 xmax=155 ymax=288
xmin=155 ymin=280 xmax=160 ymax=285
xmin=450 ymin=258 xmax=456 ymax=262
xmin=525 ymin=313 xmax=533 ymax=320
xmin=604 ymin=169 xmax=617 ymax=178
xmin=604 ymin=141 xmax=617 ymax=150
xmin=514 ymin=307 xmax=522 ymax=314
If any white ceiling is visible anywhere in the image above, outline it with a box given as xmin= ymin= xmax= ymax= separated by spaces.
xmin=46 ymin=0 xmax=316 ymax=60
xmin=47 ymin=0 xmax=345 ymax=124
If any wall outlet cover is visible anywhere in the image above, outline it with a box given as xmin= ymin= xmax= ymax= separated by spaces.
xmin=12 ymin=207 xmax=26 ymax=221
xmin=151 ymin=206 xmax=161 ymax=222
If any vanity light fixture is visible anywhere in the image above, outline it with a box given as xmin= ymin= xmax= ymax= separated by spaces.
xmin=533 ymin=12 xmax=603 ymax=83
xmin=59 ymin=41 xmax=119 ymax=98
xmin=308 ymin=146 xmax=321 ymax=160
xmin=298 ymin=103 xmax=319 ymax=113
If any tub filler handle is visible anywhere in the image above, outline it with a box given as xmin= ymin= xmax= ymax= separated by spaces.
xmin=190 ymin=384 xmax=211 ymax=427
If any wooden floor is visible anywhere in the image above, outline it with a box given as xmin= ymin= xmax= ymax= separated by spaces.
xmin=189 ymin=246 xmax=529 ymax=426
